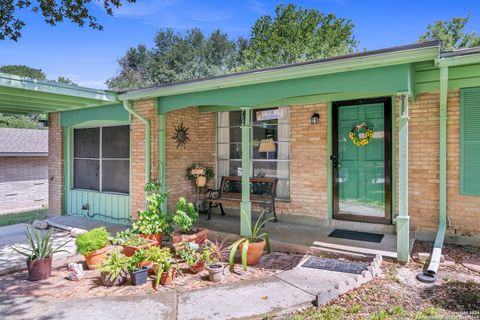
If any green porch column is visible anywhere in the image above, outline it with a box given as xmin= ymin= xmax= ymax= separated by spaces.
xmin=397 ymin=94 xmax=410 ymax=262
xmin=240 ymin=106 xmax=252 ymax=236
xmin=159 ymin=113 xmax=167 ymax=212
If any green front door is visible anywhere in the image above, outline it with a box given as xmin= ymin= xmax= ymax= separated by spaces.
xmin=332 ymin=98 xmax=392 ymax=224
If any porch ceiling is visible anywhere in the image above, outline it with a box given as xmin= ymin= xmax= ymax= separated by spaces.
xmin=0 ymin=72 xmax=119 ymax=114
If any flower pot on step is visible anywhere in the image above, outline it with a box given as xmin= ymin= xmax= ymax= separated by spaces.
xmin=100 ymin=271 xmax=126 ymax=286
xmin=139 ymin=233 xmax=163 ymax=247
xmin=26 ymin=256 xmax=52 ymax=281
xmin=172 ymin=228 xmax=208 ymax=246
xmin=130 ymin=267 xmax=149 ymax=286
xmin=122 ymin=239 xmax=156 ymax=257
xmin=84 ymin=246 xmax=108 ymax=270
xmin=160 ymin=270 xmax=176 ymax=285
xmin=239 ymin=239 xmax=266 ymax=266
xmin=206 ymin=263 xmax=224 ymax=282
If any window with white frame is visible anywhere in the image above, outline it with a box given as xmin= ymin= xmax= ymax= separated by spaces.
xmin=73 ymin=125 xmax=130 ymax=194
xmin=217 ymin=107 xmax=290 ymax=199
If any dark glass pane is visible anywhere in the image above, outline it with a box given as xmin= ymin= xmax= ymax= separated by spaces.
xmin=74 ymin=128 xmax=99 ymax=158
xmin=229 ymin=143 xmax=242 ymax=159
xmin=73 ymin=159 xmax=99 ymax=191
xmin=229 ymin=110 xmax=242 ymax=126
xmin=228 ymin=160 xmax=242 ymax=176
xmin=228 ymin=127 xmax=241 ymax=142
xmin=102 ymin=160 xmax=129 ymax=194
xmin=102 ymin=125 xmax=130 ymax=158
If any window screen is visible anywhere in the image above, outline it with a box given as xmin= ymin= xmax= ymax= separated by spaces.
xmin=73 ymin=126 xmax=130 ymax=194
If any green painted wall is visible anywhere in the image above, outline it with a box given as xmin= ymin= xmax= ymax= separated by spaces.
xmin=414 ymin=61 xmax=480 ymax=93
xmin=60 ymin=104 xmax=129 ymax=127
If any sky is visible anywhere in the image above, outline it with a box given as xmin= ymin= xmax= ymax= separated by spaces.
xmin=0 ymin=0 xmax=479 ymax=89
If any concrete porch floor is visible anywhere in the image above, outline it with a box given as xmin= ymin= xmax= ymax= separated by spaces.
xmin=198 ymin=212 xmax=415 ymax=260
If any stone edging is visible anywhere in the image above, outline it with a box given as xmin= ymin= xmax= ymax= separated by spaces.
xmin=316 ymin=254 xmax=383 ymax=306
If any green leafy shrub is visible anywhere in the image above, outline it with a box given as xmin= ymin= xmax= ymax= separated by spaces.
xmin=173 ymin=197 xmax=198 ymax=233
xmin=75 ymin=227 xmax=109 ymax=255
xmin=111 ymin=229 xmax=134 ymax=245
xmin=123 ymin=234 xmax=150 ymax=247
xmin=133 ymin=182 xmax=172 ymax=236
xmin=98 ymin=251 xmax=129 ymax=281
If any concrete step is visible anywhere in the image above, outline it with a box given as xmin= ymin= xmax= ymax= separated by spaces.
xmin=310 ymin=240 xmax=397 ymax=260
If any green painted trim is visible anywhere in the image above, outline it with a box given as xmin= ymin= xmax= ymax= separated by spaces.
xmin=327 ymin=102 xmax=333 ymax=219
xmin=391 ymin=95 xmax=397 ymax=224
xmin=119 ymin=46 xmax=438 ymax=101
xmin=63 ymin=126 xmax=72 ymax=215
xmin=159 ymin=113 xmax=167 ymax=212
xmin=240 ymin=106 xmax=252 ymax=237
xmin=397 ymin=94 xmax=409 ymax=262
xmin=156 ymin=65 xmax=411 ymax=112
xmin=60 ymin=104 xmax=129 ymax=127
xmin=439 ymin=53 xmax=480 ymax=67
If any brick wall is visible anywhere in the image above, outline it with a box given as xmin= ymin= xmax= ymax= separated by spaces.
xmin=48 ymin=112 xmax=64 ymax=214
xmin=0 ymin=156 xmax=48 ymax=213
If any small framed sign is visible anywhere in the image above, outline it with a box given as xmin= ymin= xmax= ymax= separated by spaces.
xmin=256 ymin=109 xmax=280 ymax=121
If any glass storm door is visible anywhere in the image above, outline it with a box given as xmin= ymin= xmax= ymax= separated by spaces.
xmin=332 ymin=98 xmax=392 ymax=224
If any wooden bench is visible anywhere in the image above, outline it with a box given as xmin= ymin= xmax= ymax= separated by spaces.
xmin=206 ymin=176 xmax=278 ymax=222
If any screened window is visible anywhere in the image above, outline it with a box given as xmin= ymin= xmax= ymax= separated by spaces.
xmin=217 ymin=108 xmax=290 ymax=199
xmin=73 ymin=125 xmax=130 ymax=194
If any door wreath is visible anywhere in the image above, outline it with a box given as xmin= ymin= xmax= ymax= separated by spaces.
xmin=349 ymin=123 xmax=374 ymax=147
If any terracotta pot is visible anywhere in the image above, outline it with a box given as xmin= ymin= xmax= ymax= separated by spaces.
xmin=100 ymin=271 xmax=126 ymax=286
xmin=122 ymin=239 xmax=156 ymax=257
xmin=26 ymin=256 xmax=52 ymax=281
xmin=206 ymin=263 xmax=224 ymax=282
xmin=160 ymin=270 xmax=176 ymax=285
xmin=172 ymin=228 xmax=208 ymax=246
xmin=139 ymin=233 xmax=163 ymax=247
xmin=196 ymin=176 xmax=206 ymax=187
xmin=239 ymin=239 xmax=266 ymax=266
xmin=84 ymin=246 xmax=108 ymax=270
xmin=189 ymin=260 xmax=205 ymax=274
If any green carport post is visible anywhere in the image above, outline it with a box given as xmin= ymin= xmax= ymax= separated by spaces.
xmin=397 ymin=94 xmax=410 ymax=262
xmin=240 ymin=106 xmax=252 ymax=237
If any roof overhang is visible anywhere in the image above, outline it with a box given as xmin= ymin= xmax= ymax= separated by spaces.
xmin=118 ymin=41 xmax=440 ymax=101
xmin=0 ymin=72 xmax=119 ymax=114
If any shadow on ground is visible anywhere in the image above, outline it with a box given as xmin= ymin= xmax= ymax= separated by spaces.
xmin=421 ymin=280 xmax=480 ymax=312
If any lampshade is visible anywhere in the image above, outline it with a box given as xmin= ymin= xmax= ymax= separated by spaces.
xmin=259 ymin=138 xmax=276 ymax=153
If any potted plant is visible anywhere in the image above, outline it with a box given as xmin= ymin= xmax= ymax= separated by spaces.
xmin=146 ymin=247 xmax=177 ymax=287
xmin=128 ymin=250 xmax=149 ymax=286
xmin=186 ymin=163 xmax=214 ymax=188
xmin=172 ymin=197 xmax=208 ymax=245
xmin=98 ymin=251 xmax=129 ymax=286
xmin=203 ymin=239 xmax=229 ymax=282
xmin=75 ymin=227 xmax=110 ymax=270
xmin=177 ymin=242 xmax=205 ymax=273
xmin=133 ymin=182 xmax=172 ymax=246
xmin=229 ymin=211 xmax=274 ymax=271
xmin=11 ymin=224 xmax=70 ymax=281
xmin=121 ymin=234 xmax=156 ymax=257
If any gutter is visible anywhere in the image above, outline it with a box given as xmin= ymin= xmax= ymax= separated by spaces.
xmin=417 ymin=66 xmax=448 ymax=283
xmin=122 ymin=100 xmax=151 ymax=185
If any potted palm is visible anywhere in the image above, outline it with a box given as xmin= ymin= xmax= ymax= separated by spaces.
xmin=98 ymin=251 xmax=129 ymax=286
xmin=172 ymin=197 xmax=208 ymax=246
xmin=11 ymin=224 xmax=70 ymax=281
xmin=75 ymin=227 xmax=110 ymax=270
xmin=229 ymin=211 xmax=273 ymax=271
xmin=133 ymin=182 xmax=172 ymax=246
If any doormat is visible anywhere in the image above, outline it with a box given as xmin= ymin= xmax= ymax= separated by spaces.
xmin=301 ymin=257 xmax=369 ymax=274
xmin=328 ymin=229 xmax=384 ymax=243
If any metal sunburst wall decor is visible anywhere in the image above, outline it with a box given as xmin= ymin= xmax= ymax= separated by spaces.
xmin=172 ymin=122 xmax=190 ymax=148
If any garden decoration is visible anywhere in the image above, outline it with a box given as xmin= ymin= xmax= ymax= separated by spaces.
xmin=172 ymin=197 xmax=208 ymax=246
xmin=172 ymin=122 xmax=190 ymax=148
xmin=349 ymin=122 xmax=374 ymax=147
xmin=229 ymin=210 xmax=273 ymax=271
xmin=98 ymin=251 xmax=129 ymax=286
xmin=133 ymin=182 xmax=172 ymax=246
xmin=75 ymin=227 xmax=110 ymax=270
xmin=11 ymin=224 xmax=70 ymax=281
xmin=67 ymin=263 xmax=84 ymax=281
xmin=186 ymin=163 xmax=215 ymax=212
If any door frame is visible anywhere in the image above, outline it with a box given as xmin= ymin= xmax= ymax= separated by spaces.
xmin=331 ymin=97 xmax=392 ymax=224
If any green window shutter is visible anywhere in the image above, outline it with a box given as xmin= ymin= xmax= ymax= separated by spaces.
xmin=461 ymin=88 xmax=480 ymax=195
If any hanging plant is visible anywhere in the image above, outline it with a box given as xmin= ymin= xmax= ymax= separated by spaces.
xmin=349 ymin=123 xmax=374 ymax=147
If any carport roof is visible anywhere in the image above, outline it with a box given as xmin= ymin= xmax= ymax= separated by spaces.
xmin=0 ymin=72 xmax=119 ymax=114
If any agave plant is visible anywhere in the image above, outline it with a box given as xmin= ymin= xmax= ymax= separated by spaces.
xmin=11 ymin=224 xmax=71 ymax=260
xmin=229 ymin=210 xmax=274 ymax=271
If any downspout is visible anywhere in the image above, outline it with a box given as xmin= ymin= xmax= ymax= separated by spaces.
xmin=417 ymin=66 xmax=448 ymax=283
xmin=123 ymin=100 xmax=151 ymax=185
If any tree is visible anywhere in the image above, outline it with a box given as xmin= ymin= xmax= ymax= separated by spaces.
xmin=56 ymin=76 xmax=78 ymax=86
xmin=419 ymin=16 xmax=480 ymax=51
xmin=108 ymin=28 xmax=241 ymax=90
xmin=1 ymin=0 xmax=136 ymax=41
xmin=0 ymin=65 xmax=47 ymax=79
xmin=239 ymin=3 xmax=358 ymax=70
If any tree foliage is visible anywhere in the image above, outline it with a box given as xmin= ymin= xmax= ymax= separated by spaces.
xmin=1 ymin=0 xmax=136 ymax=41
xmin=108 ymin=3 xmax=358 ymax=90
xmin=419 ymin=16 xmax=480 ymax=51
xmin=240 ymin=3 xmax=358 ymax=70
xmin=0 ymin=65 xmax=47 ymax=79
